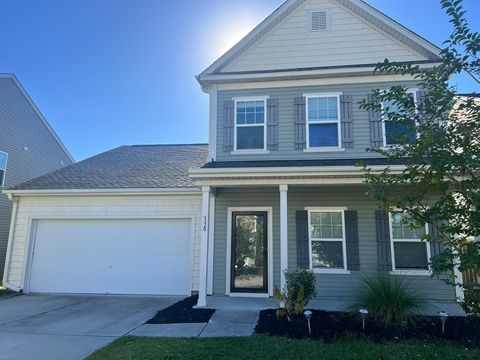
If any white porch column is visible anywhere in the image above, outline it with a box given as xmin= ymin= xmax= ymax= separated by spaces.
xmin=453 ymin=248 xmax=465 ymax=302
xmin=279 ymin=185 xmax=288 ymax=291
xmin=197 ymin=185 xmax=210 ymax=307
xmin=207 ymin=191 xmax=216 ymax=295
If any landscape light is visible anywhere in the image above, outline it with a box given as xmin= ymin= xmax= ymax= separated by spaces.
xmin=304 ymin=310 xmax=313 ymax=336
xmin=359 ymin=308 xmax=369 ymax=331
xmin=437 ymin=311 xmax=449 ymax=334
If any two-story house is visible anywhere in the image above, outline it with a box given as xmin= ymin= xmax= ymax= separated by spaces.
xmin=0 ymin=74 xmax=74 ymax=280
xmin=1 ymin=0 xmax=461 ymax=307
xmin=189 ymin=0 xmax=456 ymax=306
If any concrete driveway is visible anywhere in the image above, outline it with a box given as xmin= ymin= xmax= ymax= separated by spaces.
xmin=0 ymin=294 xmax=181 ymax=360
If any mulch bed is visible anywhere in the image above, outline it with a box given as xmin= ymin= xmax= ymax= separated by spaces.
xmin=146 ymin=295 xmax=215 ymax=324
xmin=255 ymin=309 xmax=480 ymax=346
xmin=0 ymin=288 xmax=20 ymax=299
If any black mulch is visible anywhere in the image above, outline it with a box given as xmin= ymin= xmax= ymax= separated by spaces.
xmin=0 ymin=289 xmax=20 ymax=299
xmin=146 ymin=295 xmax=215 ymax=324
xmin=255 ymin=309 xmax=480 ymax=346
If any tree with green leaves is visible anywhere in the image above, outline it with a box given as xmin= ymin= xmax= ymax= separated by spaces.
xmin=359 ymin=0 xmax=479 ymax=316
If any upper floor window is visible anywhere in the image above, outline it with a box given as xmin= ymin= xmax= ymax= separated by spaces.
xmin=383 ymin=90 xmax=417 ymax=146
xmin=0 ymin=151 xmax=7 ymax=187
xmin=234 ymin=98 xmax=267 ymax=151
xmin=308 ymin=208 xmax=347 ymax=272
xmin=390 ymin=212 xmax=430 ymax=273
xmin=306 ymin=93 xmax=341 ymax=149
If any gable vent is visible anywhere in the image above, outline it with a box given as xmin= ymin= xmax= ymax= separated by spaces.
xmin=311 ymin=11 xmax=328 ymax=32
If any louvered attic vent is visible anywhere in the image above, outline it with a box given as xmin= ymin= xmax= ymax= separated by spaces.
xmin=311 ymin=11 xmax=328 ymax=32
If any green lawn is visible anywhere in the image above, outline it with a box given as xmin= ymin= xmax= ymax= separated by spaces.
xmin=87 ymin=335 xmax=478 ymax=360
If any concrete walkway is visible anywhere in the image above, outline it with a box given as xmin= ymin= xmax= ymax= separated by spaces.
xmin=0 ymin=294 xmax=181 ymax=360
xmin=130 ymin=296 xmax=276 ymax=338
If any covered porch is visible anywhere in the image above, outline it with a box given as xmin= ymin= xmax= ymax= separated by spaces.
xmin=190 ymin=164 xmax=459 ymax=308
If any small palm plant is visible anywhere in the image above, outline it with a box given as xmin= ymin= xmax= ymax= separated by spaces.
xmin=274 ymin=269 xmax=316 ymax=321
xmin=274 ymin=285 xmax=305 ymax=321
xmin=353 ymin=272 xmax=422 ymax=328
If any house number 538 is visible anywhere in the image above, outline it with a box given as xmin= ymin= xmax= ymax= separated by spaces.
xmin=203 ymin=216 xmax=207 ymax=232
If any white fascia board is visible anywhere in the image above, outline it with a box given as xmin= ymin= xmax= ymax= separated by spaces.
xmin=2 ymin=187 xmax=201 ymax=197
xmin=189 ymin=165 xmax=405 ymax=179
xmin=0 ymin=74 xmax=75 ymax=163
xmin=197 ymin=62 xmax=442 ymax=85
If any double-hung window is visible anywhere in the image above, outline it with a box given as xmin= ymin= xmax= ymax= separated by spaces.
xmin=308 ymin=208 xmax=347 ymax=272
xmin=389 ymin=212 xmax=431 ymax=273
xmin=234 ymin=98 xmax=267 ymax=151
xmin=306 ymin=93 xmax=341 ymax=149
xmin=383 ymin=90 xmax=417 ymax=146
xmin=0 ymin=151 xmax=7 ymax=187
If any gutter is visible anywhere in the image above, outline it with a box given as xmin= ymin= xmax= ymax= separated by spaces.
xmin=189 ymin=165 xmax=406 ymax=179
xmin=197 ymin=62 xmax=443 ymax=85
xmin=1 ymin=187 xmax=202 ymax=197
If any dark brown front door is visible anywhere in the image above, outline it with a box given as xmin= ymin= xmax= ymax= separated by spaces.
xmin=231 ymin=212 xmax=268 ymax=293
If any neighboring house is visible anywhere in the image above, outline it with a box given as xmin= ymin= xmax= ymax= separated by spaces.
xmin=2 ymin=0 xmax=461 ymax=306
xmin=0 ymin=74 xmax=74 ymax=281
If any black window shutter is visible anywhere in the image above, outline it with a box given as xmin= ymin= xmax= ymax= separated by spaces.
xmin=296 ymin=210 xmax=309 ymax=269
xmin=294 ymin=97 xmax=306 ymax=150
xmin=345 ymin=210 xmax=360 ymax=271
xmin=368 ymin=94 xmax=383 ymax=148
xmin=340 ymin=95 xmax=354 ymax=148
xmin=375 ymin=210 xmax=392 ymax=270
xmin=267 ymin=98 xmax=279 ymax=151
xmin=223 ymin=100 xmax=235 ymax=152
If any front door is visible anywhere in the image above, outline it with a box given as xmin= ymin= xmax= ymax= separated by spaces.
xmin=231 ymin=212 xmax=268 ymax=293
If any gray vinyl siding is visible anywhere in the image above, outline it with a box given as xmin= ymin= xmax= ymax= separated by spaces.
xmin=0 ymin=77 xmax=73 ymax=279
xmin=216 ymin=80 xmax=420 ymax=162
xmin=213 ymin=185 xmax=456 ymax=301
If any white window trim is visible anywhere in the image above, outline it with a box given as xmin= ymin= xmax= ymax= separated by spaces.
xmin=388 ymin=212 xmax=431 ymax=276
xmin=0 ymin=150 xmax=8 ymax=188
xmin=306 ymin=207 xmax=350 ymax=274
xmin=232 ymin=96 xmax=269 ymax=154
xmin=382 ymin=88 xmax=418 ymax=148
xmin=304 ymin=92 xmax=342 ymax=150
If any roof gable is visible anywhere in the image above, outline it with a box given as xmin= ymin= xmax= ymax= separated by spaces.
xmin=199 ymin=0 xmax=441 ymax=78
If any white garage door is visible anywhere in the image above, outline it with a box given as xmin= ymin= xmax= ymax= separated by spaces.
xmin=28 ymin=218 xmax=192 ymax=295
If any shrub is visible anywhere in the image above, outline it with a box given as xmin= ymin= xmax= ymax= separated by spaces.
xmin=274 ymin=268 xmax=316 ymax=321
xmin=463 ymin=284 xmax=480 ymax=317
xmin=285 ymin=268 xmax=316 ymax=306
xmin=353 ymin=272 xmax=421 ymax=328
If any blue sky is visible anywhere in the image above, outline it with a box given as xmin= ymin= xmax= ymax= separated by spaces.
xmin=1 ymin=0 xmax=478 ymax=160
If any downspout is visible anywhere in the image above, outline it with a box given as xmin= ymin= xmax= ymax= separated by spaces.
xmin=2 ymin=193 xmax=20 ymax=291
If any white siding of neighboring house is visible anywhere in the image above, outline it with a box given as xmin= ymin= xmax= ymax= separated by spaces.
xmin=3 ymin=194 xmax=202 ymax=292
xmin=222 ymin=0 xmax=428 ymax=73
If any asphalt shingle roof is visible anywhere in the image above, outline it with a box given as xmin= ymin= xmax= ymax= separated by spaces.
xmin=10 ymin=144 xmax=209 ymax=190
